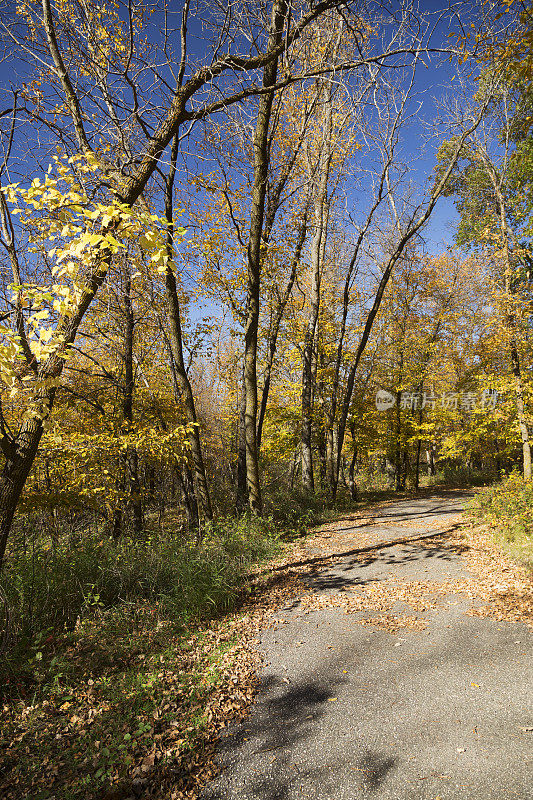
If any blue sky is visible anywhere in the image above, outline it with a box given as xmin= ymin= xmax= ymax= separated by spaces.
xmin=0 ymin=0 xmax=479 ymax=290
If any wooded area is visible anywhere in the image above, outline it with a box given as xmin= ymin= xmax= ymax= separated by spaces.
xmin=0 ymin=1 xmax=532 ymax=797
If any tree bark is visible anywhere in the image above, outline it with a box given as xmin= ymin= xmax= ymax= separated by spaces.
xmin=301 ymin=88 xmax=333 ymax=491
xmin=0 ymin=392 xmax=53 ymax=567
xmin=164 ymin=134 xmax=212 ymax=520
xmin=123 ymin=270 xmax=143 ymax=534
xmin=243 ymin=0 xmax=287 ymax=514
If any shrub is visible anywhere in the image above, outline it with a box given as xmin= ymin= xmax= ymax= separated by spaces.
xmin=468 ymin=472 xmax=533 ymax=567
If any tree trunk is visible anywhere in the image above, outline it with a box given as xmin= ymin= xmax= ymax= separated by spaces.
xmin=164 ymin=134 xmax=212 ymax=521
xmin=236 ymin=367 xmax=248 ymax=512
xmin=395 ymin=405 xmax=403 ymax=492
xmin=301 ymin=164 xmax=331 ymax=491
xmin=427 ymin=445 xmax=436 ymax=476
xmin=414 ymin=384 xmax=424 ymax=491
xmin=395 ymin=350 xmax=404 ymax=492
xmin=164 ymin=326 xmax=201 ymax=532
xmin=122 ymin=271 xmax=143 ymax=534
xmin=0 ymin=401 xmax=51 ymax=569
xmin=175 ymin=464 xmax=199 ymax=537
xmin=511 ymin=343 xmax=532 ymax=479
xmin=414 ymin=438 xmax=422 ymax=491
xmin=348 ymin=448 xmax=358 ymax=501
xmin=487 ymin=166 xmax=532 ymax=479
xmin=256 ymin=210 xmax=308 ymax=450
xmin=243 ymin=0 xmax=287 ymax=515
xmin=317 ymin=430 xmax=327 ymax=490
xmin=288 ymin=447 xmax=300 ymax=489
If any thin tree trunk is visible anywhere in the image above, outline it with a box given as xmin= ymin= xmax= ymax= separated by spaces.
xmin=511 ymin=343 xmax=532 ymax=478
xmin=414 ymin=437 xmax=422 ymax=490
xmin=414 ymin=384 xmax=424 ymax=491
xmin=318 ymin=429 xmax=327 ymax=489
xmin=164 ymin=134 xmax=212 ymax=520
xmin=479 ymin=156 xmax=532 ymax=479
xmin=243 ymin=0 xmax=287 ymax=515
xmin=112 ymin=476 xmax=123 ymax=539
xmin=0 ymin=395 xmax=52 ymax=568
xmin=122 ymin=271 xmax=143 ymax=534
xmin=395 ymin=400 xmax=402 ymax=492
xmin=348 ymin=444 xmax=358 ymax=502
xmin=256 ymin=210 xmax=309 ymax=449
xmin=301 ymin=113 xmax=332 ymax=491
xmin=427 ymin=445 xmax=436 ymax=476
xmin=236 ymin=365 xmax=247 ymax=511
xmin=332 ymin=112 xmax=490 ymax=499
xmin=163 ymin=323 xmax=200 ymax=530
xmin=283 ymin=446 xmax=297 ymax=489
xmin=174 ymin=464 xmax=198 ymax=536
xmin=497 ymin=190 xmax=531 ymax=479
xmin=395 ymin=350 xmax=404 ymax=492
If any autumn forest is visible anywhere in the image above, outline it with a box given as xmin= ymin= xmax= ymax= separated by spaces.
xmin=0 ymin=1 xmax=532 ymax=798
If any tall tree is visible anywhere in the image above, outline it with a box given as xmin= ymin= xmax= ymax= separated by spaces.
xmin=0 ymin=0 xmax=365 ymax=568
xmin=437 ymin=81 xmax=533 ymax=477
xmin=243 ymin=0 xmax=288 ymax=515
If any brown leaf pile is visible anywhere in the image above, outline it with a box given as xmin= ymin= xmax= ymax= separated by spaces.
xmin=0 ymin=573 xmax=305 ymax=800
xmin=298 ymin=574 xmax=470 ymax=632
xmin=451 ymin=524 xmax=533 ymax=626
xmin=295 ymin=524 xmax=532 ymax=632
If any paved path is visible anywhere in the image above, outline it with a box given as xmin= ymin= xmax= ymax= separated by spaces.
xmin=202 ymin=493 xmax=533 ymax=800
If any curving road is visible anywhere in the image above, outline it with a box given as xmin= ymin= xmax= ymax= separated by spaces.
xmin=202 ymin=492 xmax=533 ymax=800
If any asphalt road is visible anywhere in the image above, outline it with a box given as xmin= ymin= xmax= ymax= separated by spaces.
xmin=202 ymin=493 xmax=533 ymax=800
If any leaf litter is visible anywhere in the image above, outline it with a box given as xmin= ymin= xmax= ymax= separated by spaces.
xmin=294 ymin=521 xmax=532 ymax=632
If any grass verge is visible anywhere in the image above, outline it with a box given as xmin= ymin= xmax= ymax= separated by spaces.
xmin=467 ymin=472 xmax=533 ymax=569
xmin=0 ymin=514 xmax=295 ymax=799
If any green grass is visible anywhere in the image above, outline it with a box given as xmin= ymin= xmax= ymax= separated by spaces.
xmin=0 ymin=512 xmax=286 ymax=798
xmin=0 ymin=514 xmax=280 ymax=690
xmin=468 ymin=472 xmax=533 ymax=568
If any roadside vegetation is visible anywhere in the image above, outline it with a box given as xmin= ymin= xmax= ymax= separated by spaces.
xmin=0 ymin=510 xmax=289 ymax=800
xmin=469 ymin=473 xmax=533 ymax=569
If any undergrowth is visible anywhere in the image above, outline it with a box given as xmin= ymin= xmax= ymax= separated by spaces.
xmin=427 ymin=465 xmax=497 ymax=488
xmin=0 ymin=511 xmax=289 ymax=799
xmin=0 ymin=513 xmax=280 ymax=693
xmin=0 ymin=488 xmax=373 ymax=798
xmin=468 ymin=472 xmax=533 ymax=568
